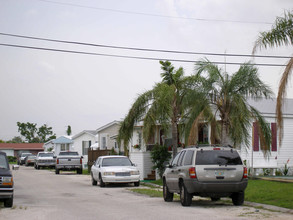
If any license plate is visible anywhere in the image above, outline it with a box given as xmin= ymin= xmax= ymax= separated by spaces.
xmin=215 ymin=170 xmax=224 ymax=176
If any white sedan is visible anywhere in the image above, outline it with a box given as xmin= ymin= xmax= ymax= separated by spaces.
xmin=91 ymin=156 xmax=140 ymax=187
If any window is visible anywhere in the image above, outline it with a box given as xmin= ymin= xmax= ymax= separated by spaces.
xmin=171 ymin=152 xmax=181 ymax=166
xmin=61 ymin=144 xmax=69 ymax=151
xmin=138 ymin=132 xmax=142 ymax=146
xmin=82 ymin=141 xmax=91 ymax=155
xmin=178 ymin=151 xmax=186 ymax=166
xmin=253 ymin=122 xmax=277 ymax=152
xmin=183 ymin=150 xmax=194 ymax=166
xmin=102 ymin=137 xmax=107 ymax=149
xmin=196 ymin=150 xmax=242 ymax=165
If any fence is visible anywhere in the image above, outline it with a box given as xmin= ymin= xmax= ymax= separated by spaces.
xmin=87 ymin=149 xmax=111 ymax=172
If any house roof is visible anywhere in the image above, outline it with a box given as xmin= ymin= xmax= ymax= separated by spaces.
xmin=248 ymin=98 xmax=293 ymax=116
xmin=0 ymin=143 xmax=44 ymax=150
xmin=96 ymin=120 xmax=120 ymax=132
xmin=52 ymin=136 xmax=73 ymax=144
xmin=72 ymin=130 xmax=97 ymax=140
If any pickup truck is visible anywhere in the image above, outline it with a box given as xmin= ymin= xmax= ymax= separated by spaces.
xmin=54 ymin=151 xmax=83 ymax=174
xmin=0 ymin=152 xmax=14 ymax=207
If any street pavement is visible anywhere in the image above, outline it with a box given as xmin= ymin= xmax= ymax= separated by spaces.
xmin=0 ymin=166 xmax=292 ymax=220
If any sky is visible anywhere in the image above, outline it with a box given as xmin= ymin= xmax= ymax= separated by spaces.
xmin=0 ymin=0 xmax=292 ymax=141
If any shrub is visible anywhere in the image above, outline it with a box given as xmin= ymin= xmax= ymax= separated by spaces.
xmin=7 ymin=156 xmax=17 ymax=163
xmin=150 ymin=144 xmax=171 ymax=178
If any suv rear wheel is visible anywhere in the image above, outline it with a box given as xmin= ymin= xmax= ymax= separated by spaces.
xmin=4 ymin=197 xmax=13 ymax=208
xmin=163 ymin=180 xmax=173 ymax=202
xmin=180 ymin=182 xmax=192 ymax=206
xmin=232 ymin=192 xmax=244 ymax=206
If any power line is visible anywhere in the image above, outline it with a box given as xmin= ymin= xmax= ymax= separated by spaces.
xmin=0 ymin=32 xmax=291 ymax=59
xmin=36 ymin=0 xmax=273 ymax=25
xmin=0 ymin=43 xmax=286 ymax=67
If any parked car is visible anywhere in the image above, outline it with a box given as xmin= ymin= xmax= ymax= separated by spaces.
xmin=54 ymin=151 xmax=83 ymax=174
xmin=35 ymin=152 xmax=55 ymax=169
xmin=163 ymin=145 xmax=248 ymax=206
xmin=18 ymin=152 xmax=32 ymax=165
xmin=91 ymin=155 xmax=140 ymax=187
xmin=0 ymin=152 xmax=14 ymax=207
xmin=25 ymin=155 xmax=37 ymax=166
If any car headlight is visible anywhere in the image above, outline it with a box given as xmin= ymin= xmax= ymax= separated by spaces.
xmin=130 ymin=171 xmax=139 ymax=175
xmin=2 ymin=177 xmax=13 ymax=185
xmin=103 ymin=172 xmax=115 ymax=176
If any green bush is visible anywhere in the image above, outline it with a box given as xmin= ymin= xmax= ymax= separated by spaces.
xmin=150 ymin=144 xmax=171 ymax=178
xmin=7 ymin=156 xmax=17 ymax=163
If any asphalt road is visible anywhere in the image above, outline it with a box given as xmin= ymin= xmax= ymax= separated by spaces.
xmin=0 ymin=166 xmax=292 ymax=220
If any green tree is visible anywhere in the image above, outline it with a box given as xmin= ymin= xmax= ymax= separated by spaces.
xmin=253 ymin=11 xmax=293 ymax=145
xmin=118 ymin=61 xmax=196 ymax=157
xmin=66 ymin=125 xmax=72 ymax=136
xmin=17 ymin=122 xmax=56 ymax=143
xmin=192 ymin=59 xmax=273 ymax=155
xmin=150 ymin=144 xmax=171 ymax=178
xmin=7 ymin=136 xmax=23 ymax=143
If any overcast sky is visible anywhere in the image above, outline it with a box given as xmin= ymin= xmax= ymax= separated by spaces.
xmin=0 ymin=0 xmax=292 ymax=141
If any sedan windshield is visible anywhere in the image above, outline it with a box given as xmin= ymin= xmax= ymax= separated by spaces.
xmin=102 ymin=157 xmax=132 ymax=167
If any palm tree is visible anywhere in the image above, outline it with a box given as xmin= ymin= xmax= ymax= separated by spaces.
xmin=192 ymin=59 xmax=273 ymax=155
xmin=118 ymin=61 xmax=193 ymax=157
xmin=253 ymin=11 xmax=293 ymax=145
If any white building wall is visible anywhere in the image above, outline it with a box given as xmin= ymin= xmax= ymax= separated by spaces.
xmin=72 ymin=133 xmax=97 ymax=168
xmin=240 ymin=115 xmax=293 ymax=175
xmin=0 ymin=149 xmax=14 ymax=157
xmin=130 ymin=152 xmax=153 ymax=180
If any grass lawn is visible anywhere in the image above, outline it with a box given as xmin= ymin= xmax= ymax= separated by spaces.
xmin=139 ymin=179 xmax=293 ymax=209
xmin=245 ymin=179 xmax=293 ymax=209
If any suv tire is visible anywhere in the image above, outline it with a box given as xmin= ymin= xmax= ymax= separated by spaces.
xmin=55 ymin=169 xmax=60 ymax=174
xmin=163 ymin=180 xmax=173 ymax=202
xmin=232 ymin=192 xmax=244 ymax=206
xmin=180 ymin=182 xmax=192 ymax=206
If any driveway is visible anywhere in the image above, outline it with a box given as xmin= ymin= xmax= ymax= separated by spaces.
xmin=0 ymin=166 xmax=292 ymax=220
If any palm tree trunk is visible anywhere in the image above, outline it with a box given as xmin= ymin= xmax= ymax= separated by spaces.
xmin=172 ymin=95 xmax=178 ymax=157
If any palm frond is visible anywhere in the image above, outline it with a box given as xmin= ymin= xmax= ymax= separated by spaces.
xmin=277 ymin=57 xmax=293 ymax=145
xmin=253 ymin=10 xmax=293 ymax=54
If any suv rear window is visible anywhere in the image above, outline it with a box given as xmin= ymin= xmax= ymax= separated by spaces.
xmin=196 ymin=150 xmax=242 ymax=165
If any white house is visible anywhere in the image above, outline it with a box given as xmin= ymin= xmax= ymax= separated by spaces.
xmin=71 ymin=130 xmax=98 ymax=168
xmin=96 ymin=121 xmax=121 ymax=152
xmin=51 ymin=136 xmax=74 ymax=156
xmin=239 ymin=98 xmax=293 ymax=175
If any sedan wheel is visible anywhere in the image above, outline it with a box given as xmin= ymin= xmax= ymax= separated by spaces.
xmin=91 ymin=173 xmax=97 ymax=186
xmin=98 ymin=175 xmax=105 ymax=187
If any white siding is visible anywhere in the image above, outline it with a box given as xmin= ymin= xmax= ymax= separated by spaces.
xmin=240 ymin=116 xmax=293 ymax=175
xmin=0 ymin=149 xmax=14 ymax=156
xmin=130 ymin=152 xmax=153 ymax=180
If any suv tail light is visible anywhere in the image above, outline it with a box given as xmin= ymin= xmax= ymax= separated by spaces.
xmin=80 ymin=158 xmax=82 ymax=164
xmin=243 ymin=167 xmax=248 ymax=179
xmin=56 ymin=159 xmax=59 ymax=164
xmin=189 ymin=167 xmax=197 ymax=179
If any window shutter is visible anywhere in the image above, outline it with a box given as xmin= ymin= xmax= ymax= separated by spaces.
xmin=271 ymin=123 xmax=277 ymax=151
xmin=253 ymin=122 xmax=259 ymax=151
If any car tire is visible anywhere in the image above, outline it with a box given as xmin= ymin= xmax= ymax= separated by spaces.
xmin=91 ymin=173 xmax=97 ymax=186
xmin=180 ymin=182 xmax=192 ymax=206
xmin=98 ymin=175 xmax=105 ymax=187
xmin=55 ymin=169 xmax=60 ymax=174
xmin=232 ymin=192 xmax=244 ymax=206
xmin=37 ymin=166 xmax=40 ymax=170
xmin=4 ymin=197 xmax=13 ymax=208
xmin=163 ymin=180 xmax=173 ymax=202
xmin=134 ymin=181 xmax=140 ymax=187
xmin=78 ymin=169 xmax=83 ymax=174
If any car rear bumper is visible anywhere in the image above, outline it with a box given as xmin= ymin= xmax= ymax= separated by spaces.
xmin=184 ymin=178 xmax=248 ymax=194
xmin=102 ymin=175 xmax=140 ymax=183
xmin=37 ymin=162 xmax=55 ymax=167
xmin=56 ymin=165 xmax=82 ymax=170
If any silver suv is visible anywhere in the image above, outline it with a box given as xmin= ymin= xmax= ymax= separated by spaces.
xmin=163 ymin=146 xmax=248 ymax=206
